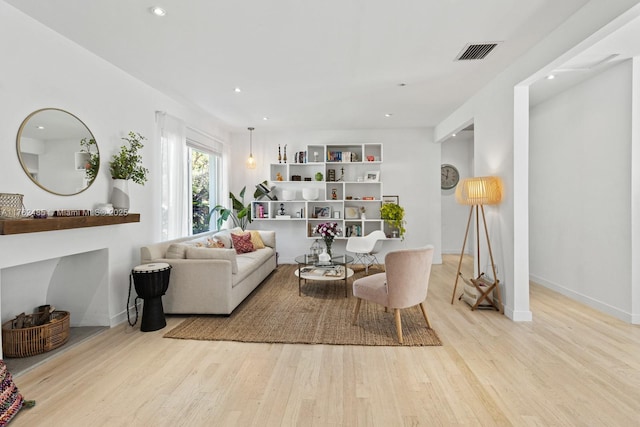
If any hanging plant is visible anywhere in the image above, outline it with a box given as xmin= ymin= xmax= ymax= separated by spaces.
xmin=109 ymin=131 xmax=149 ymax=185
xmin=380 ymin=203 xmax=406 ymax=240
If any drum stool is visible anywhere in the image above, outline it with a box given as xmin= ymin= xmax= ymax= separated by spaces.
xmin=131 ymin=262 xmax=172 ymax=332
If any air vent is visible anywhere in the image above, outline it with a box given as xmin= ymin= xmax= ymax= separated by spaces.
xmin=455 ymin=43 xmax=499 ymax=60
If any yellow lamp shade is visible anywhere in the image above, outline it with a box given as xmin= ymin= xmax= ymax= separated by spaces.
xmin=455 ymin=176 xmax=503 ymax=205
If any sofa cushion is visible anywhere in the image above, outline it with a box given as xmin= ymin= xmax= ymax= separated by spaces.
xmin=185 ymin=247 xmax=238 ymax=274
xmin=233 ymin=247 xmax=275 ymax=285
xmin=231 ymin=232 xmax=254 ymax=254
xmin=247 ymin=230 xmax=265 ymax=249
xmin=166 ymin=243 xmax=189 ymax=259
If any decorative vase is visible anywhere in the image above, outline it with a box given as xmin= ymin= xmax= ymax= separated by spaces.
xmin=323 ymin=237 xmax=333 ymax=257
xmin=111 ymin=179 xmax=130 ymax=213
xmin=318 ymin=248 xmax=331 ymax=264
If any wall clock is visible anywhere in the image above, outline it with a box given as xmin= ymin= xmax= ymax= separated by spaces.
xmin=441 ymin=164 xmax=460 ymax=189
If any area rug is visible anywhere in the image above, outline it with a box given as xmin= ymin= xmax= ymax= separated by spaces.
xmin=164 ymin=264 xmax=441 ymax=346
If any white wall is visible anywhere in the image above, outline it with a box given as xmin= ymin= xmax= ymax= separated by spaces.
xmin=228 ymin=128 xmax=442 ymax=264
xmin=434 ymin=0 xmax=640 ymax=321
xmin=0 ymin=3 xmax=230 ymax=330
xmin=530 ymin=61 xmax=632 ymax=318
xmin=441 ymin=133 xmax=474 ymax=255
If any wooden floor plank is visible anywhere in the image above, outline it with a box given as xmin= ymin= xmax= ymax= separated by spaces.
xmin=9 ymin=255 xmax=640 ymax=426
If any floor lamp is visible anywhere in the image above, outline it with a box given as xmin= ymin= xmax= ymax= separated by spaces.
xmin=450 ymin=176 xmax=503 ymax=312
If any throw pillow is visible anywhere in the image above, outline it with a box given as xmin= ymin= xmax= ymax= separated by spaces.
xmin=184 ymin=247 xmax=238 ymax=274
xmin=246 ymin=231 xmax=265 ymax=249
xmin=165 ymin=243 xmax=188 ymax=259
xmin=231 ymin=232 xmax=255 ymax=254
xmin=205 ymin=237 xmax=226 ymax=248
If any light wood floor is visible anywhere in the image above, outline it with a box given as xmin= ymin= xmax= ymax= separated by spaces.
xmin=10 ymin=255 xmax=640 ymax=426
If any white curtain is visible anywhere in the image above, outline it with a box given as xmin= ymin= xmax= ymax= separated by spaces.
xmin=157 ymin=112 xmax=188 ymax=240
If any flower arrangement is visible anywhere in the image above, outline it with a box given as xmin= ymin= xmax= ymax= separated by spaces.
xmin=312 ymin=222 xmax=341 ymax=256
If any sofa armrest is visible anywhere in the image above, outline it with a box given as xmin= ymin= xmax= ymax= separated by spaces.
xmin=257 ymin=230 xmax=276 ymax=249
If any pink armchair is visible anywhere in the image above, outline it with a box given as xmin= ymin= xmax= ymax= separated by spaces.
xmin=351 ymin=246 xmax=435 ymax=344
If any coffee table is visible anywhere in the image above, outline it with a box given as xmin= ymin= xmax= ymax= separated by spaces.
xmin=294 ymin=254 xmax=354 ymax=297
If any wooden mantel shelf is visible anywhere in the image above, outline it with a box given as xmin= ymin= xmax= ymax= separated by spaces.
xmin=0 ymin=214 xmax=141 ymax=235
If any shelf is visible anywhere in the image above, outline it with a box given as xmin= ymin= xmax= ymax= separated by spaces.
xmin=0 ymin=214 xmax=141 ymax=235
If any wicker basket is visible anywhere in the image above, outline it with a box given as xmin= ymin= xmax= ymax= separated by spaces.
xmin=0 ymin=193 xmax=24 ymax=219
xmin=1 ymin=311 xmax=70 ymax=358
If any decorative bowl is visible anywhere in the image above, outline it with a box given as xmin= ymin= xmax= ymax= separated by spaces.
xmin=281 ymin=190 xmax=296 ymax=201
xmin=302 ymin=188 xmax=319 ymax=201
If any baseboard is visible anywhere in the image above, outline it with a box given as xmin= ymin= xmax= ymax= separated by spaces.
xmin=111 ymin=301 xmax=143 ymax=327
xmin=530 ymin=274 xmax=634 ymax=323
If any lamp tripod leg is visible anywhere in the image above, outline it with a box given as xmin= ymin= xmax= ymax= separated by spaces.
xmin=451 ymin=206 xmax=474 ymax=304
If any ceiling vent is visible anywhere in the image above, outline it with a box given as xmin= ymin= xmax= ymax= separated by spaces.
xmin=455 ymin=43 xmax=499 ymax=60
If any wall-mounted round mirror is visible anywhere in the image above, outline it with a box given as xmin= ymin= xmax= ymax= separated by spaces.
xmin=17 ymin=108 xmax=99 ymax=195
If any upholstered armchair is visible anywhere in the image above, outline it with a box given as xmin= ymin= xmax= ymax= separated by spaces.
xmin=352 ymin=246 xmax=435 ymax=344
xmin=345 ymin=229 xmax=386 ymax=274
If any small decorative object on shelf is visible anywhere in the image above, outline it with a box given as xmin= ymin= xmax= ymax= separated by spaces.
xmin=314 ymin=151 xmax=319 ymax=162
xmin=331 ymin=188 xmax=337 ymax=200
xmin=32 ymin=210 xmax=48 ymax=219
xmin=360 ymin=206 xmax=366 ymax=220
xmin=278 ymin=203 xmax=286 ymax=216
xmin=327 ymin=169 xmax=335 ymax=181
xmin=276 ymin=172 xmax=283 ymax=181
xmin=283 ymin=144 xmax=287 ymax=163
xmin=315 ymin=172 xmax=323 ymax=181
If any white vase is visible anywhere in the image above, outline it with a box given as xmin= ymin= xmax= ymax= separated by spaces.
xmin=111 ymin=179 xmax=130 ymax=213
xmin=318 ymin=248 xmax=331 ymax=264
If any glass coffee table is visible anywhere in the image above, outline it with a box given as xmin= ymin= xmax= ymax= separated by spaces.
xmin=294 ymin=254 xmax=354 ymax=297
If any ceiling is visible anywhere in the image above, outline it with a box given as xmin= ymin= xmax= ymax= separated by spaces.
xmin=5 ymin=0 xmax=591 ymax=131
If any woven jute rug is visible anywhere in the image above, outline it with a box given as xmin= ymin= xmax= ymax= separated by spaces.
xmin=164 ymin=264 xmax=441 ymax=346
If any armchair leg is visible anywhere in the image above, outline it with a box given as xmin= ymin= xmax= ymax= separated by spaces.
xmin=394 ymin=309 xmax=403 ymax=344
xmin=352 ymin=298 xmax=362 ymax=325
xmin=419 ymin=303 xmax=431 ymax=329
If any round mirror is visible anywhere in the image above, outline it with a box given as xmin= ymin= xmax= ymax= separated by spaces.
xmin=16 ymin=108 xmax=99 ymax=195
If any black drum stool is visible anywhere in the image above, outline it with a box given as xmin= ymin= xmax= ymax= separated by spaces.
xmin=131 ymin=262 xmax=172 ymax=332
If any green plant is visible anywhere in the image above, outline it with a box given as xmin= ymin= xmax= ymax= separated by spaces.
xmin=210 ymin=186 xmax=253 ymax=230
xmin=79 ymin=137 xmax=99 ymax=182
xmin=380 ymin=203 xmax=406 ymax=240
xmin=109 ymin=131 xmax=149 ymax=185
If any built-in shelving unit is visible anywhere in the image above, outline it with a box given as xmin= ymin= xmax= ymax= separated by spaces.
xmin=252 ymin=143 xmax=396 ymax=239
xmin=0 ymin=214 xmax=140 ymax=235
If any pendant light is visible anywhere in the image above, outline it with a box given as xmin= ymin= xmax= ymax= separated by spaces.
xmin=246 ymin=127 xmax=256 ymax=169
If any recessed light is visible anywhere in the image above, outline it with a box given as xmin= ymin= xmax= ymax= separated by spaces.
xmin=234 ymin=87 xmax=242 ymax=93
xmin=36 ymin=125 xmax=45 ymax=130
xmin=262 ymin=117 xmax=269 ymax=121
xmin=384 ymin=113 xmax=393 ymax=118
xmin=546 ymin=74 xmax=555 ymax=80
xmin=150 ymin=7 xmax=166 ymax=16
xmin=452 ymin=133 xmax=456 ymax=137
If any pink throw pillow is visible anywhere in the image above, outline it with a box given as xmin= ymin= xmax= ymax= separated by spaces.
xmin=231 ymin=232 xmax=255 ymax=254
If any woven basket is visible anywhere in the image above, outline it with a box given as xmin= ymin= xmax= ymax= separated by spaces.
xmin=0 ymin=193 xmax=24 ymax=219
xmin=1 ymin=311 xmax=70 ymax=358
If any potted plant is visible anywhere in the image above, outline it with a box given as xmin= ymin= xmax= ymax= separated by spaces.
xmin=108 ymin=131 xmax=149 ymax=212
xmin=211 ymin=186 xmax=253 ymax=230
xmin=380 ymin=203 xmax=406 ymax=240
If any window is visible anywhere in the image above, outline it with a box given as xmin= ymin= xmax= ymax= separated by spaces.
xmin=188 ymin=145 xmax=221 ymax=234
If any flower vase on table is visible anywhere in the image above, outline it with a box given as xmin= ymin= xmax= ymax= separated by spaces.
xmin=312 ymin=222 xmax=342 ymax=259
xmin=323 ymin=237 xmax=333 ymax=257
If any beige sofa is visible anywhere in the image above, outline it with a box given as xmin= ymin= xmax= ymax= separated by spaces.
xmin=140 ymin=228 xmax=276 ymax=315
